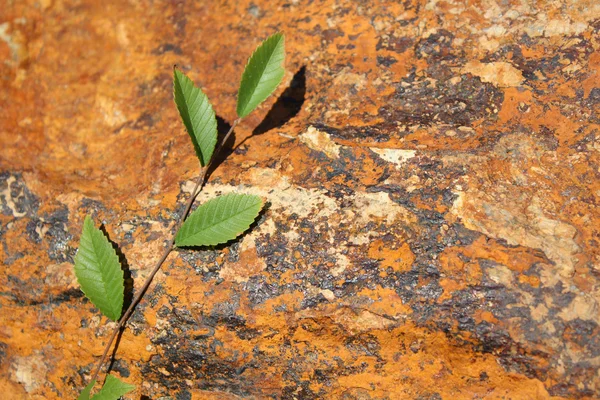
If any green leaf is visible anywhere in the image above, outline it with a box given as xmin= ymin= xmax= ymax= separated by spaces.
xmin=91 ymin=375 xmax=135 ymax=400
xmin=173 ymin=69 xmax=218 ymax=166
xmin=74 ymin=216 xmax=124 ymax=321
xmin=236 ymin=32 xmax=285 ymax=118
xmin=77 ymin=380 xmax=96 ymax=400
xmin=175 ymin=193 xmax=263 ymax=247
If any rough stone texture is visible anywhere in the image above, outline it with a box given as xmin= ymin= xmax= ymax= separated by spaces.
xmin=1 ymin=0 xmax=599 ymax=399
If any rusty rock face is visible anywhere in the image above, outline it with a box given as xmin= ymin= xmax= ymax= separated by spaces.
xmin=1 ymin=0 xmax=600 ymax=399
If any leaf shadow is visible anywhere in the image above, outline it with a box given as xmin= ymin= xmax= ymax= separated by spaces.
xmin=97 ymin=225 xmax=132 ymax=380
xmin=202 ymin=114 xmax=235 ymax=180
xmin=250 ymin=65 xmax=306 ymax=137
xmin=216 ymin=114 xmax=234 ymax=154
xmin=102 ymin=325 xmax=127 ymax=382
xmin=99 ymin=225 xmax=134 ymax=316
xmin=206 ymin=65 xmax=306 ymax=181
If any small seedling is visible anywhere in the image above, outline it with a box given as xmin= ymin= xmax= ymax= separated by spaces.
xmin=73 ymin=32 xmax=285 ymax=399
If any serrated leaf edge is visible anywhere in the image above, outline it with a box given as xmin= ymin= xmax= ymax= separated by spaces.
xmin=77 ymin=379 xmax=97 ymax=400
xmin=175 ymin=193 xmax=264 ymax=247
xmin=74 ymin=216 xmax=124 ymax=321
xmin=236 ymin=32 xmax=285 ymax=118
xmin=91 ymin=375 xmax=135 ymax=400
xmin=173 ymin=69 xmax=218 ymax=166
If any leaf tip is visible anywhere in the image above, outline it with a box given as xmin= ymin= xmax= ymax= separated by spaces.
xmin=173 ymin=67 xmax=218 ymax=166
xmin=236 ymin=31 xmax=287 ymax=119
xmin=81 ymin=215 xmax=95 ymax=236
xmin=74 ymin=214 xmax=124 ymax=322
xmin=77 ymin=379 xmax=96 ymax=400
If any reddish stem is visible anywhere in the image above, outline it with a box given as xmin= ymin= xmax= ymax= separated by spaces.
xmin=88 ymin=118 xmax=241 ymax=384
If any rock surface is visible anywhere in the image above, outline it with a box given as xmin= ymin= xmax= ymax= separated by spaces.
xmin=1 ymin=0 xmax=600 ymax=399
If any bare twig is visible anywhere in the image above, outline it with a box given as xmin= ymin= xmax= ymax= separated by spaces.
xmin=89 ymin=118 xmax=241 ymax=384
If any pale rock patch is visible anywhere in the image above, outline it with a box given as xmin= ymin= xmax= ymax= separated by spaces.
xmin=559 ymin=294 xmax=599 ymax=324
xmin=370 ymin=148 xmax=416 ymax=169
xmin=203 ymin=168 xmax=339 ymax=220
xmin=451 ymin=190 xmax=579 ymax=278
xmin=461 ymin=61 xmax=524 ymax=88
xmin=299 ymin=126 xmax=342 ymax=159
xmin=1 ymin=175 xmax=27 ymax=217
xmin=350 ymin=191 xmax=415 ymax=225
xmin=9 ymin=352 xmax=48 ymax=393
xmin=95 ymin=95 xmax=127 ymax=127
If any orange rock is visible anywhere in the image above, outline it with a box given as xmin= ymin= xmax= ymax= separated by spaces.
xmin=1 ymin=0 xmax=599 ymax=398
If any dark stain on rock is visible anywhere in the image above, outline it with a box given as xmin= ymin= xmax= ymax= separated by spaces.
xmin=4 ymin=286 xmax=83 ymax=307
xmin=415 ymin=30 xmax=459 ymax=61
xmin=417 ymin=393 xmax=443 ymax=400
xmin=143 ymin=325 xmax=260 ymax=398
xmin=131 ymin=111 xmax=158 ymax=130
xmin=2 ymin=247 xmax=24 ymax=265
xmin=315 ymin=71 xmax=503 ymax=143
xmin=80 ymin=198 xmax=106 ymax=212
xmin=377 ymin=55 xmax=397 ymax=67
xmin=382 ymin=72 xmax=504 ymax=127
xmin=30 ymin=206 xmax=74 ymax=262
xmin=323 ymin=28 xmax=344 ymax=41
xmin=169 ymin=3 xmax=187 ymax=38
xmin=109 ymin=359 xmax=131 ymax=378
xmin=345 ymin=333 xmax=381 ymax=358
xmin=282 ymin=382 xmax=316 ymax=399
xmin=588 ymin=87 xmax=600 ymax=102
xmin=245 ymin=275 xmax=285 ymax=307
xmin=247 ymin=3 xmax=261 ymax=18
xmin=376 ymin=36 xmax=414 ymax=53
xmin=313 ymin=123 xmax=395 ymax=143
xmin=564 ymin=318 xmax=600 ymax=353
xmin=152 ymin=43 xmax=183 ymax=55
xmin=0 ymin=172 xmax=39 ymax=218
xmin=0 ymin=342 xmax=7 ymax=364
xmin=137 ymin=73 xmax=172 ymax=99
xmin=51 ymin=288 xmax=85 ymax=305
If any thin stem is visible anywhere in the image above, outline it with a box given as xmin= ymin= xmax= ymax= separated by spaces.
xmin=190 ymin=118 xmax=240 ymax=200
xmin=89 ymin=243 xmax=173 ymax=383
xmin=89 ymin=117 xmax=241 ymax=384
